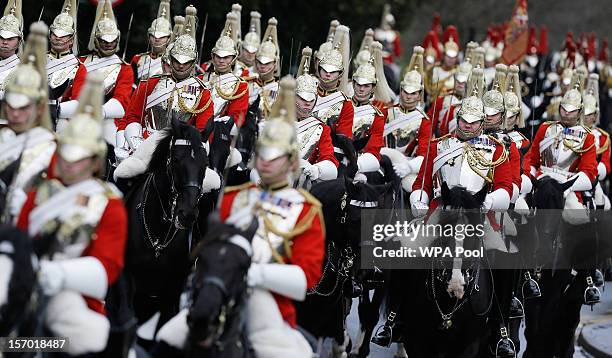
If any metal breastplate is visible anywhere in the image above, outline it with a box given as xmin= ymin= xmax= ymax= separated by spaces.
xmin=207 ymin=72 xmax=240 ymax=117
xmin=137 ymin=54 xmax=163 ymax=81
xmin=352 ymin=104 xmax=376 ymax=141
xmin=146 ymin=77 xmax=201 ymax=134
xmin=297 ymin=117 xmax=324 ymax=160
xmin=0 ymin=67 xmax=15 ymax=98
xmin=231 ymin=187 xmax=305 ymax=263
xmin=540 ymin=123 xmax=584 ymax=172
xmin=35 ymin=179 xmax=110 ymax=260
xmin=312 ymin=92 xmax=346 ymax=127
xmin=385 ymin=107 xmax=423 ymax=152
xmin=258 ymin=81 xmax=279 ymax=119
xmin=433 ymin=66 xmax=455 ymax=93
xmin=433 ymin=136 xmax=496 ymax=197
xmin=48 ymin=57 xmax=79 ymax=94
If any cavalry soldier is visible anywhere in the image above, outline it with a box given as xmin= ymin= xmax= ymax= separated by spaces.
xmin=249 ymin=18 xmax=280 ymax=119
xmin=130 ymin=0 xmax=172 ymax=86
xmin=57 ymin=0 xmax=133 ymax=149
xmin=381 ymin=46 xmax=429 ymax=192
xmin=528 ymin=70 xmax=598 ymax=213
xmin=0 ymin=0 xmax=23 ymax=99
xmin=47 ymin=0 xmax=87 ymax=121
xmin=312 ymin=25 xmax=354 ymax=153
xmin=294 ymin=47 xmax=339 ymax=185
xmin=201 ymin=12 xmax=249 ymax=125
xmin=0 ymin=22 xmax=56 ymax=222
xmin=427 ymin=25 xmax=460 ymax=98
xmin=218 ymin=77 xmax=324 ymax=357
xmin=236 ymin=11 xmax=262 ymax=79
xmin=581 ymin=73 xmax=610 ymax=210
xmin=411 ymin=67 xmax=513 ymax=216
xmin=349 ymin=41 xmax=392 ymax=181
xmin=118 ymin=5 xmax=213 ymax=158
xmin=17 ymin=72 xmax=127 ymax=356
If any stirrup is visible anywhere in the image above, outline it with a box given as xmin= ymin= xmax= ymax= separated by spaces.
xmin=522 ymin=271 xmax=541 ymax=299
xmin=494 ymin=327 xmax=516 ymax=358
xmin=370 ymin=311 xmax=396 ymax=348
xmin=584 ymin=276 xmax=601 ymax=307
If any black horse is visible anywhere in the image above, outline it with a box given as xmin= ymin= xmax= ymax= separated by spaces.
xmin=151 ymin=214 xmax=254 ymax=358
xmin=397 ymin=185 xmax=494 ymax=358
xmin=521 ymin=176 xmax=599 ymax=357
xmin=0 ymin=226 xmax=38 ymax=340
xmin=106 ymin=119 xmax=209 ymax=344
xmin=295 ymin=135 xmax=394 ymax=357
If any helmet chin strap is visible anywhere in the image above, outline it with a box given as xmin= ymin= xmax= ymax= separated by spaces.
xmin=171 ymin=61 xmax=195 ymax=81
xmin=94 ymin=37 xmax=118 ymax=57
xmin=456 ymin=121 xmax=483 ymax=141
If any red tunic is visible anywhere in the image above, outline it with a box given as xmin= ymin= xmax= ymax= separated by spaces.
xmin=219 ymin=184 xmax=325 ymax=327
xmin=361 ymin=107 xmax=386 ymax=160
xmin=413 ymin=134 xmax=513 ymax=209
xmin=17 ymin=189 xmax=128 ymax=315
xmin=200 ymin=63 xmax=250 ymax=126
xmin=528 ymin=122 xmax=598 ymax=182
xmin=118 ymin=75 xmax=214 ymax=133
xmin=335 ymin=100 xmax=355 ymax=139
xmin=307 ymin=123 xmax=340 ymax=167
xmin=595 ymin=128 xmax=611 ymax=176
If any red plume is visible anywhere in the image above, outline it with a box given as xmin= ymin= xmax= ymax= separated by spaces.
xmin=431 ymin=12 xmax=441 ymax=35
xmin=588 ymin=33 xmax=596 ymax=61
xmin=423 ymin=30 xmax=441 ymax=60
xmin=528 ymin=26 xmax=538 ymax=55
xmin=599 ymin=39 xmax=608 ymax=62
xmin=539 ymin=26 xmax=548 ymax=55
xmin=443 ymin=25 xmax=460 ymax=48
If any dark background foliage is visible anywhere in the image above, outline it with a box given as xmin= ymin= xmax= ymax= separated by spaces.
xmin=13 ymin=0 xmax=612 ymax=72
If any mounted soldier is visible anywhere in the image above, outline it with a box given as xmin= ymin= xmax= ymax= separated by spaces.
xmin=16 ymin=71 xmax=128 ymax=356
xmin=118 ymin=5 xmax=213 ymax=159
xmin=130 ymin=0 xmax=172 ymax=86
xmin=0 ymin=0 xmax=23 ymax=99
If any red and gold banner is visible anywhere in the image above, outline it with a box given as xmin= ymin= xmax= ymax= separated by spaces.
xmin=502 ymin=0 xmax=529 ymax=65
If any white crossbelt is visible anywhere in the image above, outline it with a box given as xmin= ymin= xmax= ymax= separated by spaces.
xmin=46 ymin=55 xmax=79 ymax=75
xmin=85 ymin=55 xmax=122 ymax=73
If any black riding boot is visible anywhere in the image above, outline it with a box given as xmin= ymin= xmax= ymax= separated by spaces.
xmin=371 ymin=311 xmax=396 ymax=347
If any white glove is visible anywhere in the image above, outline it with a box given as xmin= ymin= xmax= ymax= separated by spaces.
xmin=520 ymin=174 xmax=533 ymax=195
xmin=102 ymin=98 xmax=126 ymax=119
xmin=58 ymin=100 xmax=78 ymax=119
xmin=357 ymin=153 xmax=380 ymax=173
xmin=354 ymin=172 xmax=368 ymax=183
xmin=124 ymin=123 xmax=144 ymax=151
xmin=410 ymin=190 xmax=429 ymax=217
xmin=393 ymin=162 xmax=411 ymax=178
xmin=482 ymin=188 xmax=511 ymax=212
xmin=598 ymin=162 xmax=608 ymax=181
xmin=226 ymin=205 xmax=255 ymax=232
xmin=568 ymin=171 xmax=593 ymax=192
xmin=9 ymin=187 xmax=27 ymax=217
xmin=38 ymin=260 xmax=65 ymax=296
xmin=303 ymin=164 xmax=320 ymax=181
xmin=156 ymin=309 xmax=189 ymax=349
xmin=247 ymin=263 xmax=265 ymax=287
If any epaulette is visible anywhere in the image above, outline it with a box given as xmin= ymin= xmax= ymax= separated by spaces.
xmin=372 ymin=104 xmax=383 ymax=117
xmin=241 ymin=75 xmax=259 ymax=82
xmin=432 ymin=133 xmax=452 ymax=142
xmin=416 ymin=106 xmax=430 ymax=120
xmin=297 ymin=188 xmax=326 ymax=237
xmin=100 ymin=180 xmax=123 ymax=199
xmin=224 ymin=182 xmax=254 ymax=193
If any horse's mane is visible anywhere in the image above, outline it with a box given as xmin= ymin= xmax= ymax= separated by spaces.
xmin=534 ymin=176 xmax=568 ymax=209
xmin=441 ymin=183 xmax=487 ymax=210
xmin=147 ymin=121 xmax=206 ymax=174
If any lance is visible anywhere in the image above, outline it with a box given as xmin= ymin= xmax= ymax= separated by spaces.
xmin=122 ymin=12 xmax=134 ymax=62
xmin=38 ymin=6 xmax=44 ymax=22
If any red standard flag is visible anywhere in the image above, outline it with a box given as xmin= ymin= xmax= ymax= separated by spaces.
xmin=502 ymin=0 xmax=529 ymax=65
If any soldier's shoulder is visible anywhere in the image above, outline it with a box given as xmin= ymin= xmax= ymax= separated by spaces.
xmin=224 ymin=182 xmax=255 ymax=194
xmin=297 ymin=188 xmax=322 ymax=208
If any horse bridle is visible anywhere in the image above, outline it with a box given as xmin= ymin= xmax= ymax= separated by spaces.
xmin=167 ymin=139 xmax=205 ymax=226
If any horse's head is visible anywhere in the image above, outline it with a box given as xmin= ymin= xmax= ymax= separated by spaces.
xmin=149 ymin=120 xmax=208 ymax=228
xmin=0 ymin=226 xmax=36 ymax=336
xmin=332 ymin=133 xmax=358 ymax=176
xmin=534 ymin=176 xmax=575 ymax=209
xmin=187 ymin=217 xmax=252 ymax=350
xmin=440 ymin=182 xmax=487 ymax=210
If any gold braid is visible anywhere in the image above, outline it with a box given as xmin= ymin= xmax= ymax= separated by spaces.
xmin=215 ymin=76 xmax=248 ymax=100
xmin=176 ymin=87 xmax=213 ymax=114
xmin=597 ymin=130 xmax=610 ymax=155
xmin=463 ymin=136 xmax=508 ymax=184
